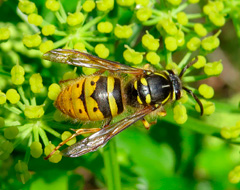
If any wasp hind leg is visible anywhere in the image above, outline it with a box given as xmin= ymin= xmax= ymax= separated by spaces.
xmin=141 ymin=118 xmax=157 ymax=130
xmin=141 ymin=106 xmax=166 ymax=130
xmin=44 ymin=127 xmax=101 ymax=160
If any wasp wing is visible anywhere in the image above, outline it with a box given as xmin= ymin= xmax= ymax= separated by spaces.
xmin=43 ymin=49 xmax=144 ymax=74
xmin=61 ymin=106 xmax=156 ymax=157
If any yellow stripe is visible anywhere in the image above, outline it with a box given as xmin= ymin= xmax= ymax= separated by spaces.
xmin=134 ymin=80 xmax=138 ymax=90
xmin=140 ymin=78 xmax=148 ymax=86
xmin=107 ymin=76 xmax=118 ymax=117
xmin=85 ymin=76 xmax=104 ymax=121
xmin=145 ymin=94 xmax=151 ymax=104
xmin=161 ymin=93 xmax=171 ymax=105
xmin=154 ymin=72 xmax=168 ymax=80
xmin=137 ymin=96 xmax=143 ymax=104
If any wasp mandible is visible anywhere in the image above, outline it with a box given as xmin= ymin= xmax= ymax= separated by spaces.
xmin=43 ymin=49 xmax=203 ymax=159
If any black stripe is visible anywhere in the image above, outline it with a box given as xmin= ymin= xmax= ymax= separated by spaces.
xmin=112 ymin=78 xmax=123 ymax=114
xmin=78 ymin=79 xmax=89 ymax=118
xmin=91 ymin=76 xmax=111 ymax=118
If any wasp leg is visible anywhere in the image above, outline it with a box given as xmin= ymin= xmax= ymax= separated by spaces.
xmin=102 ymin=117 xmax=112 ymax=128
xmin=157 ymin=108 xmax=167 ymax=117
xmin=143 ymin=64 xmax=151 ymax=70
xmin=141 ymin=118 xmax=157 ymax=130
xmin=91 ymin=69 xmax=105 ymax=76
xmin=44 ymin=128 xmax=101 ymax=160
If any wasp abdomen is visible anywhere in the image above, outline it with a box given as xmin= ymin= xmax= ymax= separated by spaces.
xmin=55 ymin=76 xmax=123 ymax=121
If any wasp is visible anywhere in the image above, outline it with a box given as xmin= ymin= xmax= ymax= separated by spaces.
xmin=43 ymin=49 xmax=203 ymax=159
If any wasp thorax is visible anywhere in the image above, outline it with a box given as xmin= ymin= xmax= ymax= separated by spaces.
xmin=125 ymin=72 xmax=174 ymax=107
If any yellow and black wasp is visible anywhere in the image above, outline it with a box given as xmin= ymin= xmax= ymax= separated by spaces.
xmin=43 ymin=49 xmax=203 ymax=159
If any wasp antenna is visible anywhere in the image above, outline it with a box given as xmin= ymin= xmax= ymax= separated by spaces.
xmin=183 ymin=86 xmax=204 ymax=116
xmin=179 ymin=57 xmax=198 ymax=79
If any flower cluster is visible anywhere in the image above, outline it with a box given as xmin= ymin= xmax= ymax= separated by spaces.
xmin=0 ymin=0 xmax=239 ymax=185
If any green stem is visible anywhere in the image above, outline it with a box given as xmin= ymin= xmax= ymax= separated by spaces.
xmin=4 ymin=121 xmax=21 ymax=126
xmin=81 ymin=40 xmax=94 ymax=51
xmin=24 ymin=135 xmax=32 ymax=164
xmin=152 ymin=9 xmax=163 ymax=17
xmin=81 ymin=14 xmax=106 ymax=32
xmin=76 ymin=0 xmax=82 ymax=12
xmin=0 ymin=70 xmax=11 ymax=77
xmin=142 ymin=17 xmax=161 ymax=26
xmin=54 ymin=29 xmax=67 ymax=36
xmin=13 ymin=126 xmax=32 ymax=148
xmin=164 ymin=111 xmax=220 ymax=135
xmin=3 ymin=104 xmax=22 ymax=115
xmin=41 ymin=124 xmax=61 ymax=138
xmin=58 ymin=0 xmax=67 ymax=21
xmin=103 ymin=139 xmax=121 ymax=190
xmin=171 ymin=2 xmax=188 ymax=15
xmin=16 ymin=101 xmax=25 ymax=111
xmin=166 ymin=51 xmax=172 ymax=65
xmin=178 ymin=52 xmax=192 ymax=68
xmin=183 ymin=74 xmax=211 ymax=82
xmin=43 ymin=97 xmax=52 ymax=112
xmin=187 ymin=13 xmax=204 ymax=19
xmin=32 ymin=125 xmax=39 ymax=142
xmin=54 ymin=36 xmax=71 ymax=48
xmin=55 ymin=12 xmax=66 ymax=24
xmin=18 ymin=86 xmax=30 ymax=106
xmin=82 ymin=37 xmax=109 ymax=42
xmin=39 ymin=127 xmax=50 ymax=146
xmin=16 ymin=8 xmax=40 ymax=33
xmin=30 ymin=95 xmax=36 ymax=106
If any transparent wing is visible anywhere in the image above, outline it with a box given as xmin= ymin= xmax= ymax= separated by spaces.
xmin=61 ymin=106 xmax=156 ymax=157
xmin=43 ymin=49 xmax=144 ymax=74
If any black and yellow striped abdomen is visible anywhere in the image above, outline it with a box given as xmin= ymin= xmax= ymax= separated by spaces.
xmin=55 ymin=76 xmax=123 ymax=121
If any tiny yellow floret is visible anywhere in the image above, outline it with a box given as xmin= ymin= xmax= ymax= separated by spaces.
xmin=0 ymin=91 xmax=7 ymax=104
xmin=39 ymin=40 xmax=54 ymax=53
xmin=18 ymin=0 xmax=36 ymax=14
xmin=95 ymin=44 xmax=109 ymax=58
xmin=114 ymin=24 xmax=133 ymax=39
xmin=48 ymin=83 xmax=61 ymax=100
xmin=28 ymin=13 xmax=43 ymax=26
xmin=198 ymin=84 xmax=214 ymax=99
xmin=30 ymin=142 xmax=43 ymax=158
xmin=193 ymin=55 xmax=206 ymax=69
xmin=45 ymin=0 xmax=60 ymax=11
xmin=204 ymin=61 xmax=223 ymax=76
xmin=83 ymin=0 xmax=95 ymax=12
xmin=44 ymin=144 xmax=62 ymax=163
xmin=146 ymin=52 xmax=160 ymax=65
xmin=195 ymin=99 xmax=215 ymax=115
xmin=228 ymin=165 xmax=240 ymax=184
xmin=22 ymin=34 xmax=42 ymax=48
xmin=6 ymin=89 xmax=20 ymax=104
xmin=173 ymin=104 xmax=188 ymax=124
xmin=29 ymin=73 xmax=43 ymax=93
xmin=67 ymin=12 xmax=84 ymax=26
xmin=24 ymin=105 xmax=44 ymax=119
xmin=61 ymin=131 xmax=76 ymax=146
xmin=42 ymin=25 xmax=56 ymax=36
xmin=0 ymin=27 xmax=10 ymax=41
